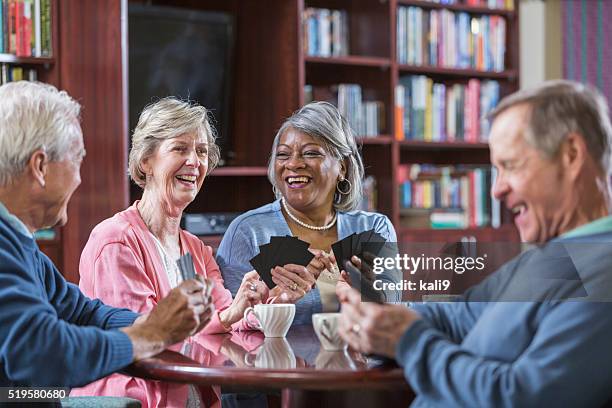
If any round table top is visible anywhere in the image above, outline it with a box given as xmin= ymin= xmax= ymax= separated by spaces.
xmin=127 ymin=325 xmax=409 ymax=390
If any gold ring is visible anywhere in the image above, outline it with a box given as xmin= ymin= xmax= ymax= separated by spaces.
xmin=291 ymin=283 xmax=298 ymax=291
xmin=351 ymin=323 xmax=361 ymax=333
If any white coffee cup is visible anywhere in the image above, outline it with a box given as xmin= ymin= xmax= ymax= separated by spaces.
xmin=243 ymin=304 xmax=295 ymax=338
xmin=244 ymin=338 xmax=296 ymax=369
xmin=312 ymin=312 xmax=345 ymax=351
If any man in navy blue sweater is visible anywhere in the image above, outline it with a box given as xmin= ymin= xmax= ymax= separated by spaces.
xmin=339 ymin=80 xmax=612 ymax=406
xmin=0 ymin=81 xmax=214 ymax=389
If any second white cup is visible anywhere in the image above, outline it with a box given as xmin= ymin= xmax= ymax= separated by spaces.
xmin=244 ymin=304 xmax=296 ymax=338
xmin=312 ymin=312 xmax=345 ymax=351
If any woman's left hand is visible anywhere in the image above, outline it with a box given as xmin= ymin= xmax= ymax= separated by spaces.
xmin=270 ymin=264 xmax=315 ymax=303
xmin=220 ymin=271 xmax=268 ymax=328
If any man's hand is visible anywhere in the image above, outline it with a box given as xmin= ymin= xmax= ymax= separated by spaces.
xmin=337 ymin=252 xmax=384 ymax=303
xmin=337 ymin=285 xmax=419 ymax=358
xmin=122 ymin=278 xmax=214 ymax=361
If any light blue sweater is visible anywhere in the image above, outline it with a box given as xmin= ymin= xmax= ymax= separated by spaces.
xmin=216 ymin=199 xmax=398 ymax=325
xmin=400 ymin=232 xmax=612 ymax=407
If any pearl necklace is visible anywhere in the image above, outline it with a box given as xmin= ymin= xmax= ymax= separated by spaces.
xmin=281 ymin=198 xmax=337 ymax=231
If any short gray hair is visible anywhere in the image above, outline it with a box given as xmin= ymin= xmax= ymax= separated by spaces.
xmin=267 ymin=101 xmax=364 ymax=211
xmin=0 ymin=81 xmax=82 ymax=187
xmin=490 ymin=80 xmax=612 ymax=174
xmin=128 ymin=97 xmax=220 ymax=188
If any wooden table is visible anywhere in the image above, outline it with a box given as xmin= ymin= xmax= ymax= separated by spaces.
xmin=126 ymin=325 xmax=414 ymax=407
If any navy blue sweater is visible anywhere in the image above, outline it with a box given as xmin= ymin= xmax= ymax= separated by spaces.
xmin=0 ymin=217 xmax=138 ymax=387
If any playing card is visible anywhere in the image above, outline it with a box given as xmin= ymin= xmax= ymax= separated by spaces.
xmin=331 ymin=239 xmax=344 ymax=272
xmin=341 ymin=233 xmax=356 ymax=266
xmin=275 ymin=236 xmax=313 ymax=267
xmin=353 ymin=229 xmax=373 ymax=257
xmin=249 ymin=236 xmax=315 ymax=289
xmin=176 ymin=252 xmax=197 ymax=281
xmin=249 ymin=252 xmax=274 ymax=289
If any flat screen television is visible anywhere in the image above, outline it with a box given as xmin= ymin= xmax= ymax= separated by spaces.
xmin=128 ymin=4 xmax=234 ymax=164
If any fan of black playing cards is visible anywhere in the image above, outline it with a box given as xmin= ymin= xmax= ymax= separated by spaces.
xmin=331 ymin=229 xmax=386 ymax=271
xmin=249 ymin=230 xmax=389 ymax=291
xmin=249 ymin=236 xmax=315 ymax=289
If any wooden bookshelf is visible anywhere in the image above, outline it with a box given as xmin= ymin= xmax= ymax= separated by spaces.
xmin=39 ymin=0 xmax=520 ymax=281
xmin=398 ymin=65 xmax=518 ymax=80
xmin=399 ymin=140 xmax=490 ymax=150
xmin=360 ymin=136 xmax=395 ymax=145
xmin=397 ymin=0 xmax=516 ymax=17
xmin=305 ymin=55 xmax=392 ymax=68
xmin=0 ymin=54 xmax=55 ymax=65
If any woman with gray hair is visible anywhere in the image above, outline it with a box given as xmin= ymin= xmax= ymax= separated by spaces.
xmin=217 ymin=101 xmax=397 ymax=325
xmin=72 ymin=97 xmax=268 ymax=407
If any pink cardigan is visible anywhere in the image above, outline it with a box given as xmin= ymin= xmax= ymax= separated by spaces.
xmin=70 ymin=203 xmax=250 ymax=407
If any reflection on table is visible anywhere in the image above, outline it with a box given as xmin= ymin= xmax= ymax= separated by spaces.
xmin=127 ymin=325 xmax=413 ymax=408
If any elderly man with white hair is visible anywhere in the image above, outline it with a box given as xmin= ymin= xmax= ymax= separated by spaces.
xmin=339 ymin=80 xmax=612 ymax=407
xmin=0 ymin=81 xmax=214 ymax=392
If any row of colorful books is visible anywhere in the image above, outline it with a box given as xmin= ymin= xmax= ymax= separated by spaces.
xmin=397 ymin=164 xmax=501 ymax=228
xmin=1 ymin=63 xmax=36 ymax=84
xmin=394 ymin=76 xmax=500 ymax=142
xmin=303 ymin=7 xmax=349 ymax=58
xmin=419 ymin=0 xmax=514 ymax=10
xmin=0 ymin=0 xmax=52 ymax=57
xmin=397 ymin=6 xmax=506 ymax=72
xmin=304 ymin=84 xmax=385 ymax=137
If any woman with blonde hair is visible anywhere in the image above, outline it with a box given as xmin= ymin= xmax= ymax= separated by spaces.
xmin=71 ymin=97 xmax=267 ymax=407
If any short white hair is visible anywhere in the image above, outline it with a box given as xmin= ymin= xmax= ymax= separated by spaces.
xmin=0 ymin=81 xmax=82 ymax=186
xmin=268 ymin=101 xmax=365 ymax=211
xmin=128 ymin=97 xmax=220 ymax=189
xmin=490 ymin=80 xmax=612 ymax=174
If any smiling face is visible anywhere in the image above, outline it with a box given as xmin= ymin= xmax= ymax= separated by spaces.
xmin=141 ymin=131 xmax=208 ymax=213
xmin=489 ymin=104 xmax=574 ymax=243
xmin=274 ymin=128 xmax=345 ymax=215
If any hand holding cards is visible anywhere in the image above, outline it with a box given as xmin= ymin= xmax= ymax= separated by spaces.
xmin=176 ymin=252 xmax=214 ymax=300
xmin=332 ymin=229 xmax=391 ymax=304
xmin=126 ymin=257 xmax=215 ymax=360
xmin=249 ymin=236 xmax=315 ymax=289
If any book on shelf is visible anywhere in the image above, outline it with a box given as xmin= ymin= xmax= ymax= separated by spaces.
xmin=0 ymin=62 xmax=36 ymax=83
xmin=395 ymin=75 xmax=499 ymax=142
xmin=0 ymin=0 xmax=51 ymax=57
xmin=305 ymin=84 xmax=385 ymax=137
xmin=303 ymin=7 xmax=348 ymax=58
xmin=397 ymin=5 xmax=506 ymax=72
xmin=397 ymin=164 xmax=501 ymax=229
